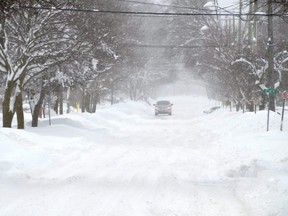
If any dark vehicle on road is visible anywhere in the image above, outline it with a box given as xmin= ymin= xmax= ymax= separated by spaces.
xmin=154 ymin=100 xmax=173 ymax=116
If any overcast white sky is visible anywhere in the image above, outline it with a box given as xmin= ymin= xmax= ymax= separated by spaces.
xmin=219 ymin=0 xmax=240 ymax=13
xmin=153 ymin=0 xmax=240 ymax=12
xmin=218 ymin=0 xmax=238 ymax=7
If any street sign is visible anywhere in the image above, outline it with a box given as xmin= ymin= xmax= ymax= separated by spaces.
xmin=282 ymin=92 xmax=288 ymax=99
xmin=241 ymin=98 xmax=250 ymax=104
xmin=252 ymin=98 xmax=261 ymax=105
xmin=263 ymin=89 xmax=278 ymax=94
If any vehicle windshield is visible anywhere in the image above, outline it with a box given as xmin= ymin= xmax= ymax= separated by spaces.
xmin=156 ymin=101 xmax=170 ymax=105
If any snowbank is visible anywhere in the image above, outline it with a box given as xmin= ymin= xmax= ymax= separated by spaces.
xmin=0 ymin=96 xmax=287 ymax=216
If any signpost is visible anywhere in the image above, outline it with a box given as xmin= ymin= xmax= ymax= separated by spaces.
xmin=241 ymin=98 xmax=249 ymax=113
xmin=280 ymin=91 xmax=288 ymax=131
xmin=252 ymin=97 xmax=261 ymax=114
xmin=263 ymin=89 xmax=278 ymax=131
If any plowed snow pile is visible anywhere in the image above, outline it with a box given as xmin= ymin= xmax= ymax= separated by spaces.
xmin=0 ymin=96 xmax=288 ymax=216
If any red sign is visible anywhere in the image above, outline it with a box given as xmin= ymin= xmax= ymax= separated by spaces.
xmin=241 ymin=98 xmax=250 ymax=104
xmin=282 ymin=92 xmax=288 ymax=99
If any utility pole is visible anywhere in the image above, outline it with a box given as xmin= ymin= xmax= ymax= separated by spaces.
xmin=214 ymin=0 xmax=219 ymax=21
xmin=248 ymin=0 xmax=257 ymax=51
xmin=248 ymin=1 xmax=253 ymax=46
xmin=267 ymin=0 xmax=275 ymax=111
xmin=238 ymin=0 xmax=242 ymax=52
xmin=253 ymin=0 xmax=258 ymax=51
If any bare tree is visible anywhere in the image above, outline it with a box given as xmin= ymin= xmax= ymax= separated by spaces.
xmin=1 ymin=1 xmax=78 ymax=128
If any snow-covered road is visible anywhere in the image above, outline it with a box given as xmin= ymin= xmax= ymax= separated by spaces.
xmin=1 ymin=96 xmax=288 ymax=216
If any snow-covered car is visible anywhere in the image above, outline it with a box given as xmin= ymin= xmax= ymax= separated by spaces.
xmin=154 ymin=100 xmax=173 ymax=116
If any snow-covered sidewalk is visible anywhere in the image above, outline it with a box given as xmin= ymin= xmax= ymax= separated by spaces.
xmin=0 ymin=96 xmax=288 ymax=216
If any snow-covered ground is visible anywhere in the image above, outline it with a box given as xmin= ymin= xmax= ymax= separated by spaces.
xmin=0 ymin=96 xmax=288 ymax=216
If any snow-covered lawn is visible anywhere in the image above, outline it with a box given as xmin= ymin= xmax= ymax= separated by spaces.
xmin=0 ymin=96 xmax=288 ymax=216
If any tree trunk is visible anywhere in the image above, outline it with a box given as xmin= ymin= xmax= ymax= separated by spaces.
xmin=81 ymin=88 xmax=85 ymax=113
xmin=15 ymin=93 xmax=24 ymax=129
xmin=54 ymin=97 xmax=59 ymax=115
xmin=59 ymin=89 xmax=63 ymax=115
xmin=2 ymin=81 xmax=15 ymax=128
xmin=38 ymin=107 xmax=43 ymax=118
xmin=85 ymin=93 xmax=91 ymax=113
xmin=246 ymin=102 xmax=254 ymax=112
xmin=31 ymin=87 xmax=46 ymax=127
xmin=15 ymin=74 xmax=26 ymax=129
xmin=130 ymin=89 xmax=133 ymax=100
xmin=130 ymin=86 xmax=137 ymax=101
xmin=236 ymin=101 xmax=241 ymax=112
xmin=91 ymin=93 xmax=98 ymax=113
xmin=66 ymin=101 xmax=70 ymax=113
xmin=42 ymin=103 xmax=46 ymax=118
xmin=111 ymin=81 xmax=114 ymax=105
xmin=259 ymin=93 xmax=266 ymax=111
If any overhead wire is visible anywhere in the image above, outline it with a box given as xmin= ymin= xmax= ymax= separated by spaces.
xmin=124 ymin=43 xmax=231 ymax=49
xmin=15 ymin=5 xmax=287 ymax=18
xmin=112 ymin=0 xmax=213 ymax=12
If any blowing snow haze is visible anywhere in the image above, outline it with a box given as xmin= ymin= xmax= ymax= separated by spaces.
xmin=0 ymin=0 xmax=288 ymax=216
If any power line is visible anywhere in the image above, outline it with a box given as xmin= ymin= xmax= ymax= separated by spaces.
xmin=16 ymin=5 xmax=287 ymax=18
xmin=113 ymin=0 xmax=213 ymax=12
xmin=115 ymin=0 xmax=288 ymax=20
xmin=124 ymin=43 xmax=230 ymax=49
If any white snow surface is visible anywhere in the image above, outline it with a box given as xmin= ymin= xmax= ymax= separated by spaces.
xmin=0 ymin=96 xmax=288 ymax=216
